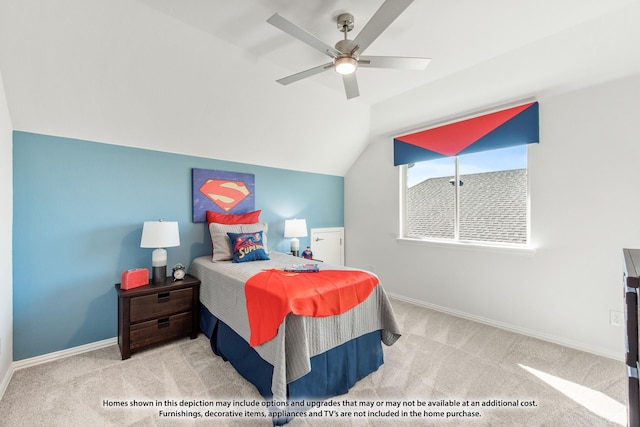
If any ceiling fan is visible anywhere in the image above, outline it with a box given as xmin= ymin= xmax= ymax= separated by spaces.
xmin=267 ymin=0 xmax=431 ymax=100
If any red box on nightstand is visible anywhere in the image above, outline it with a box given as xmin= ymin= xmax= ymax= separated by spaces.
xmin=120 ymin=268 xmax=149 ymax=290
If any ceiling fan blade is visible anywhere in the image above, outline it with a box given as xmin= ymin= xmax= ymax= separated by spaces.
xmin=342 ymin=73 xmax=359 ymax=99
xmin=347 ymin=0 xmax=414 ymax=54
xmin=276 ymin=62 xmax=333 ymax=85
xmin=267 ymin=13 xmax=341 ymax=58
xmin=359 ymin=56 xmax=431 ymax=70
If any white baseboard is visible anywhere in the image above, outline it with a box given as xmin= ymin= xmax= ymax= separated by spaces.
xmin=11 ymin=337 xmax=117 ymax=372
xmin=1 ymin=337 xmax=116 ymax=401
xmin=388 ymin=292 xmax=622 ymax=362
xmin=0 ymin=363 xmax=14 ymax=401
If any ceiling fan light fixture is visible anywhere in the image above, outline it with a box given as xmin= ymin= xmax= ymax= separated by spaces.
xmin=334 ymin=56 xmax=357 ymax=75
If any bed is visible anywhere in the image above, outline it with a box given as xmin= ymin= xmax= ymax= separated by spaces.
xmin=189 ymin=250 xmax=401 ymax=423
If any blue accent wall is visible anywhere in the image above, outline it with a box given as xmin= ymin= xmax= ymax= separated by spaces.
xmin=12 ymin=131 xmax=344 ymax=360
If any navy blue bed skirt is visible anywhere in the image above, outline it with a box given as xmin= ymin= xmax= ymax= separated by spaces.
xmin=199 ymin=303 xmax=384 ymax=404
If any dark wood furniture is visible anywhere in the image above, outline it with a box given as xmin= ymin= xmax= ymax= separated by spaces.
xmin=116 ymin=274 xmax=200 ymax=360
xmin=624 ymin=248 xmax=640 ymax=427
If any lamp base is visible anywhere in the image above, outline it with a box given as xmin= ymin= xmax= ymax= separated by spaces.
xmin=151 ymin=266 xmax=166 ymax=284
xmin=290 ymin=237 xmax=300 ymax=257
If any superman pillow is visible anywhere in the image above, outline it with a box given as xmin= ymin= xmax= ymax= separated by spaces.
xmin=209 ymin=222 xmax=268 ymax=262
xmin=226 ymin=231 xmax=270 ymax=263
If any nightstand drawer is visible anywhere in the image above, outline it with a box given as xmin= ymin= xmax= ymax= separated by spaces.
xmin=129 ymin=312 xmax=192 ymax=351
xmin=130 ymin=287 xmax=193 ymax=323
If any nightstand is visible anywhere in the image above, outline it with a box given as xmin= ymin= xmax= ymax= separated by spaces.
xmin=115 ymin=274 xmax=200 ymax=360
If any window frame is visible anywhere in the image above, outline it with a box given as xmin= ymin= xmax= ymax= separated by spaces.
xmin=399 ymin=146 xmax=535 ymax=254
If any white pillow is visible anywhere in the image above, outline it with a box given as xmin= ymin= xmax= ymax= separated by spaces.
xmin=209 ymin=222 xmax=268 ymax=261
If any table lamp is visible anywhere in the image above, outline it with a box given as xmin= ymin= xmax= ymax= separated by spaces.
xmin=140 ymin=220 xmax=180 ymax=284
xmin=284 ymin=218 xmax=307 ymax=257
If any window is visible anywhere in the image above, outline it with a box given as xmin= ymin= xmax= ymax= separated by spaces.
xmin=404 ymin=145 xmax=528 ymax=245
xmin=394 ymin=101 xmax=538 ymax=246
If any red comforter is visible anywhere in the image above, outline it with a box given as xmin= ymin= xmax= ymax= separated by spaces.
xmin=245 ymin=269 xmax=378 ymax=346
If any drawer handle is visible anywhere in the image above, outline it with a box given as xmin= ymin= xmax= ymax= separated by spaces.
xmin=158 ymin=318 xmax=170 ymax=329
xmin=157 ymin=292 xmax=170 ymax=303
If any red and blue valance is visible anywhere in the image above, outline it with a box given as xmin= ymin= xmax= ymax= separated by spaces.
xmin=394 ymin=101 xmax=539 ymax=166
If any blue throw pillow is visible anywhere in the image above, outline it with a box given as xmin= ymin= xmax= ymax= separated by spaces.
xmin=226 ymin=231 xmax=270 ymax=263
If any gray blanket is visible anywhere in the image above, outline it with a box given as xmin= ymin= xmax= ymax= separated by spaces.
xmin=189 ymin=252 xmax=401 ymax=402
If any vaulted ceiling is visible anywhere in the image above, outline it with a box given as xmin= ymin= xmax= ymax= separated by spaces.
xmin=1 ymin=0 xmax=638 ymax=176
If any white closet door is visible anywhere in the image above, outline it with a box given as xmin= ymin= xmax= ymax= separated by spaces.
xmin=310 ymin=227 xmax=344 ymax=266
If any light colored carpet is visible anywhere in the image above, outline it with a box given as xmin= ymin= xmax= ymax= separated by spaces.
xmin=0 ymin=299 xmax=627 ymax=426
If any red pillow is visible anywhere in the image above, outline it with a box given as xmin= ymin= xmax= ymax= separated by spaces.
xmin=206 ymin=210 xmax=261 ymax=225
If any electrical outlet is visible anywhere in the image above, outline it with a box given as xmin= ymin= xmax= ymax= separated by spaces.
xmin=610 ymin=310 xmax=623 ymax=327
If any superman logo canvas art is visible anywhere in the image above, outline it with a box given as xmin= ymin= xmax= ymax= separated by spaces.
xmin=192 ymin=168 xmax=255 ymax=222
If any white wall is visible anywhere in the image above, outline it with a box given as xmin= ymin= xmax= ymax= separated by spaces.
xmin=345 ymin=73 xmax=640 ymax=359
xmin=0 ymin=69 xmax=13 ymax=392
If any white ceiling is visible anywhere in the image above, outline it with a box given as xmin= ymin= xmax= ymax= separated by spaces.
xmin=0 ymin=0 xmax=639 ymax=176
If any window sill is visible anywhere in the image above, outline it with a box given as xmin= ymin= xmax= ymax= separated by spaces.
xmin=397 ymin=237 xmax=536 ymax=256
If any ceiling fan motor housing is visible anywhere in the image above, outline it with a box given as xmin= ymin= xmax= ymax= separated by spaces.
xmin=335 ymin=39 xmax=354 ymax=54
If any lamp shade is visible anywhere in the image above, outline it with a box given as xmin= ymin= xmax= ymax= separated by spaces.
xmin=284 ymin=219 xmax=307 ymax=238
xmin=140 ymin=221 xmax=180 ymax=248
